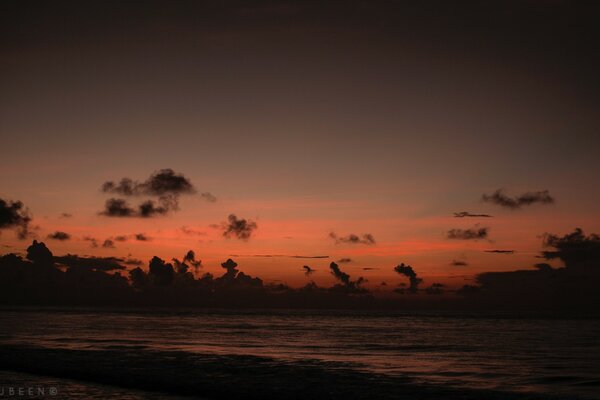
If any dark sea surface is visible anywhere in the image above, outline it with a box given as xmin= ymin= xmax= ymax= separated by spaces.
xmin=0 ymin=308 xmax=599 ymax=399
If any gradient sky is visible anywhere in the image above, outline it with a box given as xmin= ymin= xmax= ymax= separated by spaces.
xmin=1 ymin=1 xmax=599 ymax=290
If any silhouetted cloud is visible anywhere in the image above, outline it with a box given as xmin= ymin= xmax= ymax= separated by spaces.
xmin=482 ymin=189 xmax=554 ymax=209
xmin=60 ymin=213 xmax=72 ymax=218
xmin=447 ymin=227 xmax=488 ymax=240
xmin=454 ymin=211 xmax=493 ymax=218
xmin=541 ymin=228 xmax=600 ymax=270
xmin=337 ymin=258 xmax=353 ymax=263
xmin=200 ymin=192 xmax=217 ymax=202
xmin=484 ymin=250 xmax=515 ymax=254
xmin=54 ymin=255 xmax=126 ymax=272
xmin=113 ymin=235 xmax=128 ymax=242
xmin=102 ymin=169 xmax=195 ymax=197
xmin=451 ymin=260 xmax=468 ymax=266
xmin=393 ymin=263 xmax=422 ymax=294
xmin=0 ymin=198 xmax=32 ymax=239
xmin=148 ymin=256 xmax=175 ymax=286
xmin=100 ymin=198 xmax=135 ymax=217
xmin=173 ymin=250 xmax=202 ymax=275
xmin=102 ymin=239 xmax=115 ymax=249
xmin=303 ymin=265 xmax=315 ymax=276
xmin=26 ymin=240 xmax=53 ymax=265
xmin=222 ymin=214 xmax=257 ymax=240
xmin=329 ymin=262 xmax=367 ymax=293
xmin=329 ymin=232 xmax=376 ymax=245
xmin=47 ymin=231 xmax=71 ymax=241
xmin=83 ymin=236 xmax=99 ymax=248
xmin=99 ymin=170 xmax=199 ymax=217
xmin=139 ymin=195 xmax=179 ymax=217
xmin=100 ymin=196 xmax=179 ymax=218
xmin=362 ymin=267 xmax=379 ymax=270
xmin=135 ymin=233 xmax=151 ymax=241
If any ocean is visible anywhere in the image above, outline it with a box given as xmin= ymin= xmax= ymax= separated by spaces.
xmin=0 ymin=308 xmax=598 ymax=399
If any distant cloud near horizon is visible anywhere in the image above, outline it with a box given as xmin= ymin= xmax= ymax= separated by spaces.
xmin=135 ymin=233 xmax=151 ymax=241
xmin=47 ymin=231 xmax=71 ymax=241
xmin=393 ymin=263 xmax=422 ymax=294
xmin=102 ymin=239 xmax=115 ymax=249
xmin=303 ymin=265 xmax=315 ymax=276
xmin=329 ymin=232 xmax=376 ymax=245
xmin=451 ymin=260 xmax=468 ymax=266
xmin=83 ymin=236 xmax=99 ymax=248
xmin=222 ymin=214 xmax=257 ymax=240
xmin=482 ymin=189 xmax=554 ymax=209
xmin=337 ymin=258 xmax=353 ymax=263
xmin=454 ymin=211 xmax=493 ymax=218
xmin=0 ymin=198 xmax=32 ymax=239
xmin=447 ymin=227 xmax=489 ymax=240
xmin=485 ymin=250 xmax=515 ymax=254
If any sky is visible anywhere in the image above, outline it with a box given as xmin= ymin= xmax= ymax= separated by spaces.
xmin=1 ymin=0 xmax=599 ymax=290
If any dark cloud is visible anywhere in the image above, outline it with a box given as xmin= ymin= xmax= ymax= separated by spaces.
xmin=200 ymin=192 xmax=217 ymax=202
xmin=482 ymin=189 xmax=554 ymax=209
xmin=102 ymin=239 xmax=115 ymax=249
xmin=337 ymin=258 xmax=353 ymax=263
xmin=393 ymin=263 xmax=422 ymax=294
xmin=0 ymin=198 xmax=32 ymax=239
xmin=454 ymin=211 xmax=493 ymax=218
xmin=102 ymin=169 xmax=195 ymax=197
xmin=100 ymin=196 xmax=179 ymax=218
xmin=329 ymin=262 xmax=367 ymax=293
xmin=47 ymin=231 xmax=71 ymax=241
xmin=26 ymin=240 xmax=53 ymax=266
xmin=451 ymin=260 xmax=468 ymax=266
xmin=99 ymin=170 xmax=197 ymax=218
xmin=447 ymin=227 xmax=488 ymax=240
xmin=83 ymin=236 xmax=99 ymax=248
xmin=329 ymin=232 xmax=376 ymax=245
xmin=541 ymin=228 xmax=600 ymax=270
xmin=135 ymin=233 xmax=151 ymax=241
xmin=222 ymin=214 xmax=257 ymax=240
xmin=54 ymin=255 xmax=126 ymax=272
xmin=113 ymin=235 xmax=128 ymax=242
xmin=303 ymin=265 xmax=315 ymax=276
xmin=484 ymin=250 xmax=515 ymax=254
xmin=60 ymin=213 xmax=72 ymax=218
xmin=171 ymin=250 xmax=202 ymax=276
xmin=148 ymin=256 xmax=175 ymax=286
xmin=362 ymin=267 xmax=379 ymax=270
xmin=100 ymin=198 xmax=135 ymax=217
xmin=139 ymin=195 xmax=179 ymax=217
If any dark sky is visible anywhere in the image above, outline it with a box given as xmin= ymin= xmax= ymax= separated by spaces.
xmin=1 ymin=0 xmax=599 ymax=285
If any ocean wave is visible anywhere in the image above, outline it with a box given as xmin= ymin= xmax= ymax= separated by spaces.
xmin=0 ymin=345 xmax=583 ymax=400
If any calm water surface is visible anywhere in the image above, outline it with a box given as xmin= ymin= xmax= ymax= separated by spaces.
xmin=0 ymin=308 xmax=598 ymax=399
